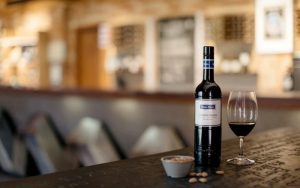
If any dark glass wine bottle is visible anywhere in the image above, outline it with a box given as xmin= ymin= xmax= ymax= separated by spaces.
xmin=194 ymin=46 xmax=222 ymax=167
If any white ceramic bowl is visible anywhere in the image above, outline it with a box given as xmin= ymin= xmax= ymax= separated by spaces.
xmin=161 ymin=155 xmax=194 ymax=178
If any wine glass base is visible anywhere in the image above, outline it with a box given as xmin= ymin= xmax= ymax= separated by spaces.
xmin=226 ymin=157 xmax=255 ymax=166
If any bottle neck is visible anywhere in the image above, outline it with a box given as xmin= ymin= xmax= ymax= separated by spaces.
xmin=203 ymin=68 xmax=214 ymax=81
xmin=203 ymin=58 xmax=214 ymax=81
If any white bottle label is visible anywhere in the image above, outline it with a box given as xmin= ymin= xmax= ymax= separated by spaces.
xmin=195 ymin=99 xmax=221 ymax=127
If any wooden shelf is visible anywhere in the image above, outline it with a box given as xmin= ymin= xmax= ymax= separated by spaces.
xmin=0 ymin=36 xmax=38 ymax=47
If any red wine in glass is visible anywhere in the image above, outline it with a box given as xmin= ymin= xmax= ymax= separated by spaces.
xmin=228 ymin=122 xmax=255 ymax=137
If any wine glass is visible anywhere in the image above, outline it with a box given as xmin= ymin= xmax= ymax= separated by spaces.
xmin=226 ymin=91 xmax=258 ymax=165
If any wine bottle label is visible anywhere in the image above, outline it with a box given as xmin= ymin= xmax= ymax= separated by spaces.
xmin=203 ymin=59 xmax=214 ymax=69
xmin=195 ymin=99 xmax=221 ymax=127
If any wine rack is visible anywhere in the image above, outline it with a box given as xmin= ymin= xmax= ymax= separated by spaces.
xmin=224 ymin=15 xmax=245 ymax=40
xmin=205 ymin=17 xmax=223 ymax=41
xmin=113 ymin=25 xmax=144 ymax=57
xmin=205 ymin=14 xmax=254 ymax=43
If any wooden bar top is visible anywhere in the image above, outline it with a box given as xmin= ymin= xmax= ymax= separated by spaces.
xmin=2 ymin=86 xmax=300 ymax=108
xmin=2 ymin=126 xmax=300 ymax=188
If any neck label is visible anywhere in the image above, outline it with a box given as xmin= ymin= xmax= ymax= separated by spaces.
xmin=203 ymin=59 xmax=214 ymax=69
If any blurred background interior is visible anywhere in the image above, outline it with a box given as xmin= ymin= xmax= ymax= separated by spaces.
xmin=0 ymin=0 xmax=300 ymax=181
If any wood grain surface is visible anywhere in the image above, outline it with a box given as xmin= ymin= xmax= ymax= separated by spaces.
xmin=2 ymin=126 xmax=300 ymax=188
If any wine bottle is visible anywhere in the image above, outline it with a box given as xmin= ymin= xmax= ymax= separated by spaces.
xmin=194 ymin=46 xmax=222 ymax=167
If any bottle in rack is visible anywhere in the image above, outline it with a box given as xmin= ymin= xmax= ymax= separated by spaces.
xmin=194 ymin=46 xmax=222 ymax=167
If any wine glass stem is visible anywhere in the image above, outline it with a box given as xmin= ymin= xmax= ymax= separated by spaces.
xmin=239 ymin=136 xmax=244 ymax=158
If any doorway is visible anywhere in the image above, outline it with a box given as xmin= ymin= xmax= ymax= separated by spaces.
xmin=76 ymin=26 xmax=112 ymax=89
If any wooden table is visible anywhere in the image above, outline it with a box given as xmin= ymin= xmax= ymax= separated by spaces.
xmin=2 ymin=127 xmax=300 ymax=188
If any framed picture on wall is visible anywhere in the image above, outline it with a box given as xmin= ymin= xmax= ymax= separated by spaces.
xmin=255 ymin=0 xmax=293 ymax=54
